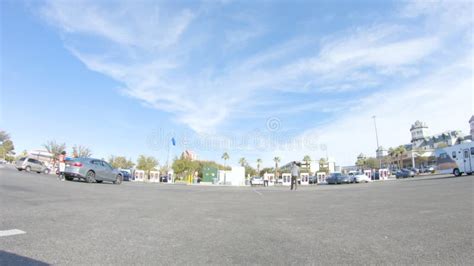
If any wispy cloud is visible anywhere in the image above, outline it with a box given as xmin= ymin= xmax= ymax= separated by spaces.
xmin=38 ymin=0 xmax=472 ymax=164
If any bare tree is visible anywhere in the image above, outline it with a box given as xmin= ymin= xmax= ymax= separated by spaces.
xmin=72 ymin=145 xmax=92 ymax=158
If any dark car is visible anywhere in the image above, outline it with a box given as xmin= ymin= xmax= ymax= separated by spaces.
xmin=326 ymin=173 xmax=352 ymax=184
xmin=160 ymin=175 xmax=168 ymax=182
xmin=395 ymin=169 xmax=415 ymax=178
xmin=309 ymin=176 xmax=317 ymax=184
xmin=120 ymin=170 xmax=131 ymax=181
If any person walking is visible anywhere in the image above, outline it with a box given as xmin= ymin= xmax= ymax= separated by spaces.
xmin=263 ymin=174 xmax=269 ymax=187
xmin=290 ymin=161 xmax=300 ymax=190
xmin=58 ymin=151 xmax=66 ymax=181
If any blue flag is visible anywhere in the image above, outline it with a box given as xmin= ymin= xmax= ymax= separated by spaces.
xmin=171 ymin=137 xmax=176 ymax=146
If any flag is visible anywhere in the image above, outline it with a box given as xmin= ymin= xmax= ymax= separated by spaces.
xmin=171 ymin=137 xmax=176 ymax=146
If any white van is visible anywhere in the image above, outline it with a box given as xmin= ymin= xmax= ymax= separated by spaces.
xmin=435 ymin=142 xmax=474 ymax=176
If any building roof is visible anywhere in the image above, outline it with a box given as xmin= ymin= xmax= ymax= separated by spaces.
xmin=410 ymin=120 xmax=428 ymax=130
xmin=416 ymin=130 xmax=465 ymax=147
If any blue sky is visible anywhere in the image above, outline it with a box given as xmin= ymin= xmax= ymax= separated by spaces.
xmin=1 ymin=0 xmax=473 ymax=167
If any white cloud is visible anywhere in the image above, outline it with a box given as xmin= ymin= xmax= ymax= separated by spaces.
xmin=38 ymin=0 xmax=472 ymax=149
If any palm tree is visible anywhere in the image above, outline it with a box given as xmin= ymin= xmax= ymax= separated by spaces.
xmin=222 ymin=152 xmax=230 ymax=167
xmin=273 ymin=156 xmax=281 ymax=181
xmin=256 ymin=158 xmax=262 ymax=176
xmin=388 ymin=147 xmax=396 ymax=168
xmin=238 ymin=157 xmax=247 ymax=167
xmin=394 ymin=145 xmax=407 ymax=168
xmin=303 ymin=155 xmax=311 ymax=170
xmin=222 ymin=152 xmax=229 ymax=185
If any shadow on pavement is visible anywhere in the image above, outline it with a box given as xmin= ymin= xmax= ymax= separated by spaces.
xmin=0 ymin=251 xmax=49 ymax=266
xmin=409 ymin=175 xmax=466 ymax=182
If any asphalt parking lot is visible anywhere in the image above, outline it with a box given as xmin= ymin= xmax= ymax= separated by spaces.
xmin=1 ymin=165 xmax=473 ymax=265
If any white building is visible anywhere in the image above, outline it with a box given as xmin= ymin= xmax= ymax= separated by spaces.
xmin=407 ymin=120 xmax=469 ymax=155
xmin=218 ymin=166 xmax=245 ymax=186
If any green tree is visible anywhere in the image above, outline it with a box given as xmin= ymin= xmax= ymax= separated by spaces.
xmin=136 ymin=155 xmax=158 ymax=179
xmin=273 ymin=156 xmax=281 ymax=178
xmin=238 ymin=157 xmax=247 ymax=167
xmin=394 ymin=145 xmax=407 ymax=168
xmin=256 ymin=158 xmax=262 ymax=175
xmin=365 ymin=157 xmax=379 ymax=169
xmin=355 ymin=153 xmax=366 ymax=169
xmin=319 ymin=157 xmax=329 ymax=173
xmin=172 ymin=157 xmax=199 ymax=179
xmin=109 ymin=156 xmax=135 ymax=169
xmin=0 ymin=131 xmax=15 ymax=159
xmin=259 ymin=167 xmax=275 ymax=177
xmin=43 ymin=140 xmax=66 ymax=160
xmin=244 ymin=164 xmax=257 ymax=178
xmin=72 ymin=145 xmax=92 ymax=158
xmin=222 ymin=152 xmax=230 ymax=166
xmin=303 ymin=155 xmax=311 ymax=170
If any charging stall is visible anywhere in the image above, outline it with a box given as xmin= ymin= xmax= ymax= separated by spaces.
xmin=364 ymin=170 xmax=373 ymax=180
xmin=282 ymin=173 xmax=291 ymax=186
xmin=149 ymin=171 xmax=160 ymax=183
xmin=316 ymin=172 xmax=327 ymax=184
xmin=134 ymin=170 xmax=145 ymax=182
xmin=378 ymin=169 xmax=389 ymax=180
xmin=300 ymin=173 xmax=309 ymax=185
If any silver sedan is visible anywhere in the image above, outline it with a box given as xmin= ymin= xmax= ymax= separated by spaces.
xmin=64 ymin=158 xmax=123 ymax=184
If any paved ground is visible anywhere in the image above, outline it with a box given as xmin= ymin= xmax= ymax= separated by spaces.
xmin=1 ymin=165 xmax=472 ymax=265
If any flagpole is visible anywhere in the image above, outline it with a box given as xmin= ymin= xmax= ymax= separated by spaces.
xmin=166 ymin=140 xmax=170 ymax=174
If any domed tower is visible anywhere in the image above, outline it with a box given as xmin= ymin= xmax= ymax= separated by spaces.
xmin=410 ymin=120 xmax=429 ymax=147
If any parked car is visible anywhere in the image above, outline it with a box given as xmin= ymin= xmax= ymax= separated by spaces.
xmin=64 ymin=157 xmax=123 ymax=184
xmin=326 ymin=173 xmax=352 ymax=184
xmin=250 ymin=176 xmax=264 ymax=186
xmin=16 ymin=157 xmax=50 ymax=174
xmin=395 ymin=169 xmax=415 ymax=178
xmin=120 ymin=170 xmax=131 ymax=181
xmin=160 ymin=175 xmax=169 ymax=182
xmin=409 ymin=168 xmax=420 ymax=175
xmin=422 ymin=166 xmax=435 ymax=173
xmin=352 ymin=173 xmax=372 ymax=183
xmin=309 ymin=175 xmax=317 ymax=184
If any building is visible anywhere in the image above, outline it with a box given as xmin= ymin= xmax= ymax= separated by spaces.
xmin=383 ymin=116 xmax=473 ymax=168
xmin=469 ymin=115 xmax=474 ymax=140
xmin=218 ymin=166 xmax=245 ymax=186
xmin=181 ymin=150 xmax=198 ymax=161
xmin=408 ymin=120 xmax=468 ymax=154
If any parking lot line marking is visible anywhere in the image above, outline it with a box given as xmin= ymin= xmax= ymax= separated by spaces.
xmin=0 ymin=229 xmax=26 ymax=237
xmin=253 ymin=189 xmax=263 ymax=196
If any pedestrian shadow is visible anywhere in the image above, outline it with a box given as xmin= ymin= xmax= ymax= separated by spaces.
xmin=0 ymin=250 xmax=49 ymax=266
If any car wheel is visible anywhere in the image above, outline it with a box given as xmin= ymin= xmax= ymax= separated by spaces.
xmin=44 ymin=169 xmax=50 ymax=174
xmin=453 ymin=168 xmax=461 ymax=177
xmin=96 ymin=180 xmax=103 ymax=183
xmin=114 ymin=174 xmax=122 ymax=185
xmin=85 ymin=171 xmax=96 ymax=183
xmin=65 ymin=176 xmax=73 ymax=181
xmin=25 ymin=166 xmax=31 ymax=172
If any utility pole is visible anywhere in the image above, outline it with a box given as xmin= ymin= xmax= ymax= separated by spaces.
xmin=372 ymin=115 xmax=382 ymax=169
